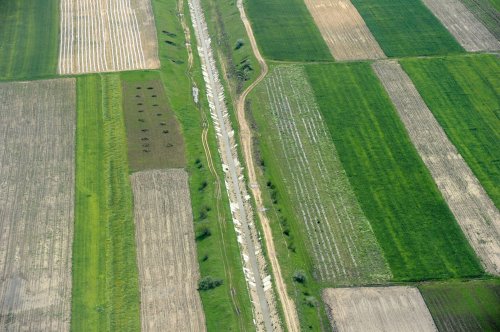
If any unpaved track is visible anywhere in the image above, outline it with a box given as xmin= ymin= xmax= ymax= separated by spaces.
xmin=323 ymin=287 xmax=437 ymax=332
xmin=59 ymin=0 xmax=160 ymax=74
xmin=0 ymin=79 xmax=75 ymax=331
xmin=236 ymin=0 xmax=300 ymax=330
xmin=303 ymin=0 xmax=385 ymax=60
xmin=131 ymin=169 xmax=205 ymax=332
xmin=373 ymin=61 xmax=500 ymax=275
xmin=422 ymin=0 xmax=500 ymax=51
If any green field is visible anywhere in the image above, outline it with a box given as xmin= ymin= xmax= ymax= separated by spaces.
xmin=420 ymin=279 xmax=500 ymax=331
xmin=350 ymin=0 xmax=464 ymax=57
xmin=245 ymin=0 xmax=332 ymax=61
xmin=401 ymin=55 xmax=500 ymax=209
xmin=73 ymin=74 xmax=141 ymax=331
xmin=305 ymin=63 xmax=483 ymax=281
xmin=0 ymin=0 xmax=59 ymax=80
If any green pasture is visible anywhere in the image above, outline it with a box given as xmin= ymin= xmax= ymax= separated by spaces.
xmin=401 ymin=55 xmax=500 ymax=208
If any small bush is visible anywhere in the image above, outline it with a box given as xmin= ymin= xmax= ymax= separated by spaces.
xmin=234 ymin=38 xmax=244 ymax=50
xmin=198 ymin=276 xmax=223 ymax=291
xmin=293 ymin=271 xmax=306 ymax=284
xmin=196 ymin=226 xmax=211 ymax=241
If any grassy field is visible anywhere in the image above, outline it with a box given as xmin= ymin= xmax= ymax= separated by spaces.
xmin=305 ymin=63 xmax=483 ymax=281
xmin=0 ymin=0 xmax=59 ymax=80
xmin=419 ymin=279 xmax=500 ymax=331
xmin=73 ymin=74 xmax=141 ymax=331
xmin=245 ymin=0 xmax=332 ymax=61
xmin=350 ymin=0 xmax=464 ymax=57
xmin=401 ymin=55 xmax=500 ymax=209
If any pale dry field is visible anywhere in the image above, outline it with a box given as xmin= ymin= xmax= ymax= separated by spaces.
xmin=422 ymin=0 xmax=500 ymax=51
xmin=303 ymin=0 xmax=385 ymax=60
xmin=59 ymin=0 xmax=160 ymax=74
xmin=131 ymin=169 xmax=205 ymax=332
xmin=373 ymin=61 xmax=500 ymax=275
xmin=323 ymin=287 xmax=437 ymax=332
xmin=0 ymin=79 xmax=75 ymax=331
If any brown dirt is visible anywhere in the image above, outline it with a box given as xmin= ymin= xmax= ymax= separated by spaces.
xmin=373 ymin=60 xmax=500 ymax=275
xmin=131 ymin=169 xmax=206 ymax=332
xmin=0 ymin=79 xmax=76 ymax=331
xmin=323 ymin=287 xmax=438 ymax=332
xmin=303 ymin=0 xmax=386 ymax=60
xmin=122 ymin=79 xmax=186 ymax=172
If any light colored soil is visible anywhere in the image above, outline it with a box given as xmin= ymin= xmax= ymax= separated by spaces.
xmin=58 ymin=0 xmax=160 ymax=74
xmin=0 ymin=79 xmax=75 ymax=331
xmin=131 ymin=169 xmax=206 ymax=332
xmin=373 ymin=60 xmax=500 ymax=275
xmin=323 ymin=287 xmax=438 ymax=332
xmin=422 ymin=0 xmax=500 ymax=51
xmin=303 ymin=0 xmax=385 ymax=60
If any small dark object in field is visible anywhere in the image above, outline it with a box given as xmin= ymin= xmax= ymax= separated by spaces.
xmin=141 ymin=137 xmax=149 ymax=141
xmin=137 ymin=103 xmax=143 ymax=105
xmin=166 ymin=143 xmax=173 ymax=148
xmin=157 ymin=113 xmax=162 ymax=116
xmin=160 ymin=122 xmax=166 ymax=126
xmin=138 ymin=118 xmax=144 ymax=122
xmin=147 ymin=87 xmax=154 ymax=90
xmin=151 ymin=95 xmax=157 ymax=97
xmin=141 ymin=129 xmax=148 ymax=132
xmin=136 ymin=95 xmax=141 ymax=98
xmin=143 ymin=149 xmax=150 ymax=153
xmin=152 ymin=104 xmax=158 ymax=107
xmin=138 ymin=110 xmax=144 ymax=112
xmin=163 ymin=130 xmax=169 ymax=134
xmin=136 ymin=87 xmax=141 ymax=89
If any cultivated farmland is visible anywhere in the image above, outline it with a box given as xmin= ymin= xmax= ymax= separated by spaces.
xmin=323 ymin=287 xmax=437 ymax=332
xmin=256 ymin=66 xmax=390 ymax=284
xmin=0 ymin=79 xmax=75 ymax=330
xmin=59 ymin=0 xmax=160 ymax=74
xmin=306 ymin=63 xmax=483 ymax=280
xmin=303 ymin=0 xmax=385 ymax=60
xmin=421 ymin=0 xmax=499 ymax=52
xmin=131 ymin=169 xmax=205 ymax=332
xmin=460 ymin=0 xmax=500 ymax=39
xmin=373 ymin=60 xmax=500 ymax=276
xmin=350 ymin=0 xmax=464 ymax=57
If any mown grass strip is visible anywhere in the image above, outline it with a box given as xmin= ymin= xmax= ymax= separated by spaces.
xmin=305 ymin=63 xmax=483 ymax=281
xmin=73 ymin=74 xmax=141 ymax=332
xmin=400 ymin=55 xmax=500 ymax=209
xmin=350 ymin=0 xmax=464 ymax=57
xmin=245 ymin=0 xmax=332 ymax=61
xmin=0 ymin=0 xmax=59 ymax=80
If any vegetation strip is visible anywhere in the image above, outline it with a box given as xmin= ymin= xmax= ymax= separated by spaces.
xmin=0 ymin=79 xmax=75 ymax=331
xmin=459 ymin=0 xmax=500 ymax=39
xmin=306 ymin=63 xmax=483 ymax=280
xmin=373 ymin=60 xmax=500 ymax=275
xmin=73 ymin=74 xmax=141 ymax=331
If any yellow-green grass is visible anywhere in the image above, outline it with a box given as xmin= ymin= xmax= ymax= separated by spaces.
xmin=350 ymin=0 xmax=464 ymax=57
xmin=305 ymin=63 xmax=483 ymax=281
xmin=419 ymin=279 xmax=500 ymax=331
xmin=400 ymin=55 xmax=500 ymax=209
xmin=0 ymin=0 xmax=59 ymax=80
xmin=73 ymin=74 xmax=141 ymax=331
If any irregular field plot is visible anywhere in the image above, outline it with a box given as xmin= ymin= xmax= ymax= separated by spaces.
xmin=122 ymin=77 xmax=185 ymax=171
xmin=350 ymin=0 xmax=464 ymax=57
xmin=460 ymin=0 xmax=500 ymax=39
xmin=305 ymin=63 xmax=483 ymax=280
xmin=0 ymin=0 xmax=59 ymax=80
xmin=246 ymin=0 xmax=332 ymax=61
xmin=253 ymin=66 xmax=390 ymax=284
xmin=0 ymin=79 xmax=75 ymax=330
xmin=59 ymin=0 xmax=160 ymax=74
xmin=131 ymin=169 xmax=205 ymax=331
xmin=419 ymin=280 xmax=500 ymax=332
xmin=323 ymin=287 xmax=437 ymax=332
xmin=73 ymin=75 xmax=140 ymax=331
xmin=303 ymin=0 xmax=385 ymax=60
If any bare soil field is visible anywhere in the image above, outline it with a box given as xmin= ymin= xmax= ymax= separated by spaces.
xmin=0 ymin=79 xmax=75 ymax=331
xmin=323 ymin=287 xmax=437 ymax=332
xmin=131 ymin=169 xmax=205 ymax=331
xmin=459 ymin=0 xmax=500 ymax=40
xmin=422 ymin=0 xmax=500 ymax=52
xmin=122 ymin=79 xmax=186 ymax=171
xmin=303 ymin=0 xmax=386 ymax=60
xmin=59 ymin=0 xmax=160 ymax=74
xmin=373 ymin=60 xmax=500 ymax=275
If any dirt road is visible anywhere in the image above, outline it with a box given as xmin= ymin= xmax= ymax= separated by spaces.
xmin=236 ymin=1 xmax=300 ymax=330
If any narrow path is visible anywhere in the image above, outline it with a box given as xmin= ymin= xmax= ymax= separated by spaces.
xmin=236 ymin=0 xmax=301 ymax=330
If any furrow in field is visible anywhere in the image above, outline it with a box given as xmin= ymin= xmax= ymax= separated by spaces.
xmin=373 ymin=60 xmax=500 ymax=275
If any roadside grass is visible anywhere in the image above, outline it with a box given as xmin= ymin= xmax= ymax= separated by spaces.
xmin=350 ymin=0 xmax=464 ymax=57
xmin=305 ymin=62 xmax=483 ymax=281
xmin=419 ymin=279 xmax=500 ymax=331
xmin=401 ymin=55 xmax=500 ymax=209
xmin=245 ymin=0 xmax=332 ymax=61
xmin=459 ymin=0 xmax=500 ymax=39
xmin=0 ymin=0 xmax=59 ymax=80
xmin=73 ymin=74 xmax=141 ymax=331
